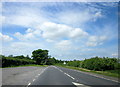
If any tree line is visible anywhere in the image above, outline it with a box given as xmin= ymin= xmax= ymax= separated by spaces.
xmin=1 ymin=49 xmax=64 ymax=67
xmin=66 ymin=57 xmax=120 ymax=71
xmin=0 ymin=49 xmax=119 ymax=71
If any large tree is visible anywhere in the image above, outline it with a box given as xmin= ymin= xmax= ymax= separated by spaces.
xmin=32 ymin=49 xmax=49 ymax=65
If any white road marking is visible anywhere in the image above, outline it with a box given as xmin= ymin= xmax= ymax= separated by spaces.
xmin=68 ymin=68 xmax=120 ymax=83
xmin=59 ymin=69 xmax=63 ymax=72
xmin=33 ymin=79 xmax=35 ymax=82
xmin=64 ymin=72 xmax=67 ymax=74
xmin=72 ymin=82 xmax=84 ymax=85
xmin=28 ymin=83 xmax=31 ymax=86
xmin=54 ymin=66 xmax=64 ymax=73
xmin=37 ymin=66 xmax=48 ymax=76
xmin=54 ymin=66 xmax=75 ymax=80
xmin=64 ymin=73 xmax=75 ymax=80
xmin=53 ymin=66 xmax=88 ymax=86
xmin=27 ymin=67 xmax=49 ymax=87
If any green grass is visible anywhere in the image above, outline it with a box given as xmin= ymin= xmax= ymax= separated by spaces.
xmin=2 ymin=64 xmax=48 ymax=68
xmin=56 ymin=65 xmax=120 ymax=78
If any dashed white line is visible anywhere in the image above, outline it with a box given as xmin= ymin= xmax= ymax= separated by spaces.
xmin=27 ymin=67 xmax=49 ymax=87
xmin=28 ymin=83 xmax=31 ymax=86
xmin=72 ymin=82 xmax=84 ymax=85
xmin=53 ymin=66 xmax=64 ymax=73
xmin=53 ymin=66 xmax=89 ymax=86
xmin=33 ymin=79 xmax=35 ymax=82
xmin=54 ymin=66 xmax=75 ymax=80
xmin=36 ymin=67 xmax=48 ymax=77
xmin=59 ymin=69 xmax=63 ymax=72
xmin=65 ymin=68 xmax=120 ymax=83
xmin=64 ymin=72 xmax=75 ymax=80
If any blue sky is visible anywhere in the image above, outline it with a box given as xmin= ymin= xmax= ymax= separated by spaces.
xmin=0 ymin=2 xmax=118 ymax=60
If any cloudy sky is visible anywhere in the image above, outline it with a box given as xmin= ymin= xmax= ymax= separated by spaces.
xmin=1 ymin=2 xmax=118 ymax=60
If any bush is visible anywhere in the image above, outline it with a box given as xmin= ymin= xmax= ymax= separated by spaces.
xmin=81 ymin=57 xmax=118 ymax=71
xmin=67 ymin=60 xmax=81 ymax=67
xmin=2 ymin=57 xmax=35 ymax=67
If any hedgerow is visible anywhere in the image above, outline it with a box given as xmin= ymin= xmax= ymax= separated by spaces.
xmin=64 ymin=57 xmax=119 ymax=71
xmin=2 ymin=57 xmax=35 ymax=67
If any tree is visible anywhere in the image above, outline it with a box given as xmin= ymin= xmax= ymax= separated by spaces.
xmin=32 ymin=49 xmax=49 ymax=65
xmin=46 ymin=57 xmax=56 ymax=65
xmin=14 ymin=55 xmax=25 ymax=59
xmin=26 ymin=55 xmax=30 ymax=59
xmin=8 ymin=55 xmax=13 ymax=57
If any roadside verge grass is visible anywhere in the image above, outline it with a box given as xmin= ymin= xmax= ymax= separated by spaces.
xmin=2 ymin=64 xmax=48 ymax=68
xmin=56 ymin=65 xmax=120 ymax=78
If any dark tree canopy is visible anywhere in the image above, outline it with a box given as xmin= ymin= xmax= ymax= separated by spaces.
xmin=46 ymin=57 xmax=56 ymax=65
xmin=32 ymin=49 xmax=49 ymax=65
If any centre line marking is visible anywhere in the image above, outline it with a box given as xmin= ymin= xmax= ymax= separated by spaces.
xmin=28 ymin=83 xmax=31 ymax=86
xmin=67 ymin=67 xmax=120 ymax=83
xmin=72 ymin=82 xmax=84 ymax=86
xmin=33 ymin=79 xmax=35 ymax=82
xmin=64 ymin=73 xmax=75 ymax=80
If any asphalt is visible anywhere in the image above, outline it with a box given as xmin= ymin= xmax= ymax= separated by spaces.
xmin=2 ymin=66 xmax=120 ymax=87
xmin=58 ymin=66 xmax=119 ymax=85
xmin=29 ymin=66 xmax=119 ymax=87
xmin=2 ymin=66 xmax=46 ymax=85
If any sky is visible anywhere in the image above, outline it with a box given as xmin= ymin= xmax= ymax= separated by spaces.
xmin=0 ymin=2 xmax=118 ymax=60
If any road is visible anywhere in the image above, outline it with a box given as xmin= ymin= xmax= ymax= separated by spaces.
xmin=2 ymin=66 xmax=120 ymax=87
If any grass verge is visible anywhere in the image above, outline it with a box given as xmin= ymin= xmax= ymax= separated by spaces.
xmin=2 ymin=64 xmax=48 ymax=68
xmin=56 ymin=65 xmax=120 ymax=78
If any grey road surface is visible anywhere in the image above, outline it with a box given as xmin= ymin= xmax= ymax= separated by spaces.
xmin=2 ymin=66 xmax=120 ymax=87
xmin=2 ymin=66 xmax=46 ymax=85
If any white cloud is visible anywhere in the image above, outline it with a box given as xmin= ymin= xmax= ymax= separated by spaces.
xmin=2 ymin=41 xmax=45 ymax=56
xmin=57 ymin=10 xmax=102 ymax=26
xmin=7 ymin=15 xmax=41 ymax=27
xmin=0 ymin=33 xmax=13 ymax=42
xmin=2 ymin=2 xmax=104 ymax=28
xmin=93 ymin=11 xmax=102 ymax=21
xmin=26 ymin=28 xmax=33 ymax=33
xmin=69 ymin=28 xmax=88 ymax=39
xmin=38 ymin=22 xmax=88 ymax=41
xmin=86 ymin=35 xmax=107 ymax=47
xmin=55 ymin=40 xmax=72 ymax=50
xmin=0 ymin=16 xmax=5 ymax=26
xmin=1 ymin=2 xmax=117 ymax=59
xmin=4 ymin=6 xmax=47 ymax=27
xmin=14 ymin=28 xmax=42 ymax=41
xmin=14 ymin=22 xmax=88 ymax=43
xmin=39 ymin=22 xmax=71 ymax=40
xmin=112 ymin=53 xmax=118 ymax=57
